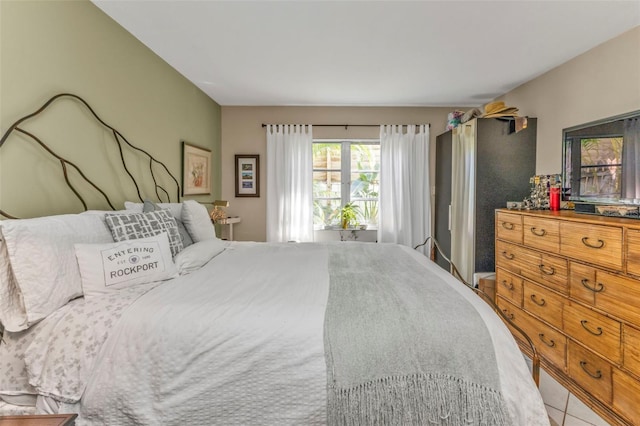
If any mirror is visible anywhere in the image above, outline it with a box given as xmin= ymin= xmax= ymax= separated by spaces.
xmin=562 ymin=110 xmax=640 ymax=209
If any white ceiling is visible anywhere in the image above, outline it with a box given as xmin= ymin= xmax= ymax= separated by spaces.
xmin=92 ymin=0 xmax=640 ymax=107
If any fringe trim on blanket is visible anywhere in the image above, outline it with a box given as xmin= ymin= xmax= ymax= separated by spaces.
xmin=327 ymin=373 xmax=512 ymax=426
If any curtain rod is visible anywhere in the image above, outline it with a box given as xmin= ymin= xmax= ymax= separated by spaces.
xmin=261 ymin=123 xmax=430 ymax=129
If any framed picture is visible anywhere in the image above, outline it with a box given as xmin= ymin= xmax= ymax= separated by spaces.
xmin=235 ymin=154 xmax=260 ymax=197
xmin=182 ymin=141 xmax=212 ymax=196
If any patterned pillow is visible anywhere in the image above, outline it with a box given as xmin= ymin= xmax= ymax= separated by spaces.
xmin=104 ymin=210 xmax=184 ymax=257
xmin=142 ymin=200 xmax=193 ymax=248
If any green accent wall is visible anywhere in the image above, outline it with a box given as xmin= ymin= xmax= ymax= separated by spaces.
xmin=0 ymin=0 xmax=221 ymax=219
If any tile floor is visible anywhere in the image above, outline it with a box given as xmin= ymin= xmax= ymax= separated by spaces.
xmin=527 ymin=358 xmax=611 ymax=426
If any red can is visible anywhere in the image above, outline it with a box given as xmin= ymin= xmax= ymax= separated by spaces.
xmin=550 ymin=187 xmax=561 ymax=211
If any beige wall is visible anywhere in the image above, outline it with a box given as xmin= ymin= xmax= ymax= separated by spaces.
xmin=223 ymin=27 xmax=640 ymax=242
xmin=221 ymin=106 xmax=458 ymax=241
xmin=500 ymin=26 xmax=640 ymax=175
xmin=0 ymin=0 xmax=221 ymax=219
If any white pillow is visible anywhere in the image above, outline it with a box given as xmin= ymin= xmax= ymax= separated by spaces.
xmin=124 ymin=201 xmax=183 ymax=219
xmin=174 ymin=239 xmax=228 ymax=275
xmin=0 ymin=234 xmax=29 ymax=331
xmin=0 ymin=214 xmax=113 ymax=331
xmin=75 ymin=233 xmax=178 ymax=298
xmin=181 ymin=200 xmax=217 ymax=242
xmin=123 ymin=201 xmax=144 ymax=213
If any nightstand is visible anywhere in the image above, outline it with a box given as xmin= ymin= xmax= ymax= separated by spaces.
xmin=214 ymin=216 xmax=241 ymax=240
xmin=0 ymin=414 xmax=77 ymax=426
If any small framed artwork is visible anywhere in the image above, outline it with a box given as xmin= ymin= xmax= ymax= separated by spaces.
xmin=235 ymin=154 xmax=260 ymax=197
xmin=182 ymin=141 xmax=212 ymax=196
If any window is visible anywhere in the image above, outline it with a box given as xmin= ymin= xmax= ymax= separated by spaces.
xmin=578 ymin=137 xmax=623 ymax=197
xmin=312 ymin=140 xmax=380 ymax=229
xmin=564 ymin=134 xmax=624 ymax=200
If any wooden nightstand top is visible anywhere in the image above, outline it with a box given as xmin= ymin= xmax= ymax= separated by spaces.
xmin=0 ymin=414 xmax=77 ymax=426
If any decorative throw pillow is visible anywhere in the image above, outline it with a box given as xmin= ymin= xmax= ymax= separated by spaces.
xmin=74 ymin=233 xmax=177 ymax=298
xmin=142 ymin=200 xmax=193 ymax=248
xmin=181 ymin=200 xmax=218 ymax=242
xmin=104 ymin=210 xmax=184 ymax=257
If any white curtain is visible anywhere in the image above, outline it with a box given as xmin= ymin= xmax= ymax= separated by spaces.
xmin=266 ymin=124 xmax=314 ymax=242
xmin=450 ymin=121 xmax=476 ymax=284
xmin=378 ymin=124 xmax=431 ymax=256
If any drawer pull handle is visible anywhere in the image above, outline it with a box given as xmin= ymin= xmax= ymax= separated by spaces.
xmin=581 ymin=237 xmax=605 ymax=249
xmin=580 ymin=320 xmax=603 ymax=336
xmin=502 ymin=280 xmax=514 ymax=290
xmin=530 ymin=227 xmax=547 ymax=236
xmin=530 ymin=294 xmax=546 ymax=306
xmin=502 ymin=309 xmax=514 ymax=320
xmin=581 ymin=279 xmax=605 ymax=293
xmin=501 ymin=222 xmax=515 ymax=230
xmin=538 ymin=333 xmax=556 ymax=348
xmin=538 ymin=264 xmax=555 ymax=275
xmin=502 ymin=251 xmax=515 ymax=260
xmin=579 ymin=361 xmax=602 ymax=379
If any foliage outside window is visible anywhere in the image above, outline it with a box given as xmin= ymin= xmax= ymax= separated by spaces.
xmin=579 ymin=137 xmax=623 ymax=197
xmin=313 ymin=140 xmax=380 ymax=229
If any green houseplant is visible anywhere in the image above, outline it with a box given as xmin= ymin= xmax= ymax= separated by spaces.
xmin=340 ymin=202 xmax=359 ymax=229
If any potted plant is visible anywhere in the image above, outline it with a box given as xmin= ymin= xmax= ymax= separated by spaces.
xmin=340 ymin=202 xmax=359 ymax=229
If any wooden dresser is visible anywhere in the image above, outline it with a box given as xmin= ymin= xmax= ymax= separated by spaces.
xmin=495 ymin=209 xmax=640 ymax=426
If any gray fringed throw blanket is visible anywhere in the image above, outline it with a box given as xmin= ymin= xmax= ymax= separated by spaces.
xmin=324 ymin=243 xmax=512 ymax=425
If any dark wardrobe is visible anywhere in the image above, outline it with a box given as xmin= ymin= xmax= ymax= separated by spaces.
xmin=434 ymin=117 xmax=537 ymax=283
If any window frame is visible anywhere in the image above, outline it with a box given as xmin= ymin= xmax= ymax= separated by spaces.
xmin=312 ymin=138 xmax=380 ymax=230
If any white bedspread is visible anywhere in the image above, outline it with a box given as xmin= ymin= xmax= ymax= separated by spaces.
xmin=24 ymin=242 xmax=547 ymax=425
xmin=80 ymin=242 xmax=329 ymax=425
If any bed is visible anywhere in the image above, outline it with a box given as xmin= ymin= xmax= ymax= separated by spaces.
xmin=0 ymin=94 xmax=549 ymax=425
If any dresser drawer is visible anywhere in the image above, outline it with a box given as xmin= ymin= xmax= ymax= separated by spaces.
xmin=523 ymin=281 xmax=564 ymax=329
xmin=570 ymin=265 xmax=640 ymax=327
xmin=496 ymin=239 xmax=569 ymax=293
xmin=516 ymin=307 xmax=567 ymax=370
xmin=613 ymin=369 xmax=640 ymax=425
xmin=594 ymin=270 xmax=640 ymax=328
xmin=568 ymin=340 xmax=612 ymax=404
xmin=523 ymin=216 xmax=560 ymax=254
xmin=560 ymin=222 xmax=623 ymax=271
xmin=569 ymin=262 xmax=597 ymax=305
xmin=496 ymin=296 xmax=567 ymax=369
xmin=623 ymin=325 xmax=640 ymax=378
xmin=520 ymin=252 xmax=568 ymax=295
xmin=627 ymin=229 xmax=640 ymax=278
xmin=496 ymin=212 xmax=523 ymax=244
xmin=563 ymin=302 xmax=621 ymax=363
xmin=496 ymin=296 xmax=537 ymax=349
xmin=496 ymin=296 xmax=525 ymax=340
xmin=495 ymin=240 xmax=537 ymax=276
xmin=495 ymin=268 xmax=523 ymax=307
